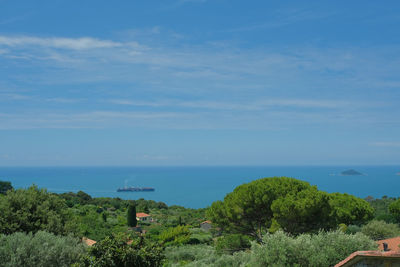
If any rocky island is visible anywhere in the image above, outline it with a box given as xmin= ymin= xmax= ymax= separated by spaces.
xmin=341 ymin=169 xmax=363 ymax=176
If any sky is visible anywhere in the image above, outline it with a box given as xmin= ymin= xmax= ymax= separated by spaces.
xmin=0 ymin=0 xmax=400 ymax=166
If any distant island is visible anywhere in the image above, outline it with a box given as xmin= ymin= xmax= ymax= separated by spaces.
xmin=341 ymin=169 xmax=363 ymax=176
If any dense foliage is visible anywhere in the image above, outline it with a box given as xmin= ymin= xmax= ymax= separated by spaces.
xmin=360 ymin=219 xmax=400 ymax=240
xmin=389 ymin=198 xmax=400 ymax=223
xmin=159 ymin=225 xmax=191 ymax=246
xmin=208 ymin=177 xmax=373 ymax=238
xmin=247 ymin=230 xmax=376 ymax=267
xmin=0 ymin=231 xmax=85 ymax=267
xmin=75 ymin=234 xmax=165 ymax=267
xmin=366 ymin=196 xmax=397 ymax=223
xmin=215 ymin=234 xmax=251 ymax=255
xmin=1 ymin=179 xmax=399 ymax=267
xmin=165 ymin=231 xmax=376 ymax=267
xmin=0 ymin=185 xmax=75 ymax=235
xmin=0 ymin=181 xmax=13 ymax=194
xmin=127 ymin=202 xmax=137 ymax=227
xmin=208 ymin=177 xmax=311 ymax=240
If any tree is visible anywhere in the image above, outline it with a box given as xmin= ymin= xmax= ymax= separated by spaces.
xmin=271 ymin=187 xmax=333 ymax=234
xmin=329 ymin=193 xmax=373 ymax=225
xmin=207 ymin=177 xmax=374 ymax=239
xmin=0 ymin=231 xmax=85 ymax=267
xmin=158 ymin=225 xmax=191 ymax=246
xmin=207 ymin=177 xmax=312 ymax=240
xmin=101 ymin=212 xmax=107 ymax=223
xmin=361 ymin=220 xmax=400 ymax=240
xmin=76 ymin=234 xmax=165 ymax=267
xmin=76 ymin=191 xmax=92 ymax=205
xmin=144 ymin=205 xmax=150 ymax=214
xmin=215 ymin=234 xmax=251 ymax=255
xmin=0 ymin=185 xmax=75 ymax=235
xmin=248 ymin=230 xmax=377 ymax=267
xmin=127 ymin=202 xmax=137 ymax=227
xmin=0 ymin=181 xmax=13 ymax=195
xmin=389 ymin=198 xmax=400 ymax=223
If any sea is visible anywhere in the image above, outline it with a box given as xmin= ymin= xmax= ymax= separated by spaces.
xmin=0 ymin=166 xmax=399 ymax=209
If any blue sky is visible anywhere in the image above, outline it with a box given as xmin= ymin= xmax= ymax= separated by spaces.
xmin=0 ymin=0 xmax=399 ymax=166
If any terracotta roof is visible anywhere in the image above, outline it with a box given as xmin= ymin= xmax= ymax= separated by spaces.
xmin=377 ymin=236 xmax=400 ymax=251
xmin=335 ymin=250 xmax=400 ymax=267
xmin=201 ymin=220 xmax=212 ymax=224
xmin=136 ymin=212 xmax=150 ymax=218
xmin=82 ymin=237 xmax=97 ymax=246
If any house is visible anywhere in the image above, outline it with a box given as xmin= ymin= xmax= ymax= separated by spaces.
xmin=200 ymin=220 xmax=212 ymax=231
xmin=334 ymin=250 xmax=400 ymax=267
xmin=335 ymin=236 xmax=400 ymax=266
xmin=136 ymin=212 xmax=152 ymax=222
xmin=82 ymin=237 xmax=97 ymax=246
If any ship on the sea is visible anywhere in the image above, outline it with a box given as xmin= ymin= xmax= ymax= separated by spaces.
xmin=117 ymin=186 xmax=155 ymax=192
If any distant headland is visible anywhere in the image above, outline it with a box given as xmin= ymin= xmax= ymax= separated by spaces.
xmin=341 ymin=169 xmax=364 ymax=176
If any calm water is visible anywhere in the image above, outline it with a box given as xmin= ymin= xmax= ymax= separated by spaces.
xmin=0 ymin=166 xmax=399 ymax=208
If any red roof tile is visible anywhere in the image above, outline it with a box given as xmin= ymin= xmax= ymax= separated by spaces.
xmin=335 ymin=250 xmax=400 ymax=267
xmin=82 ymin=237 xmax=97 ymax=246
xmin=377 ymin=236 xmax=400 ymax=251
xmin=136 ymin=212 xmax=150 ymax=218
xmin=201 ymin=220 xmax=212 ymax=224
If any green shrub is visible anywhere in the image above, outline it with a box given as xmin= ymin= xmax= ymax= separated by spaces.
xmin=215 ymin=234 xmax=251 ymax=255
xmin=361 ymin=220 xmax=400 ymax=240
xmin=0 ymin=181 xmax=13 ymax=195
xmin=166 ymin=230 xmax=376 ymax=267
xmin=0 ymin=185 xmax=76 ymax=235
xmin=248 ymin=230 xmax=377 ymax=267
xmin=345 ymin=224 xmax=361 ymax=234
xmin=0 ymin=231 xmax=85 ymax=267
xmin=159 ymin=225 xmax=191 ymax=246
xmin=165 ymin=244 xmax=213 ymax=263
xmin=76 ymin=234 xmax=164 ymax=267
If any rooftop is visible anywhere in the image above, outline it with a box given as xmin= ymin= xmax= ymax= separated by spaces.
xmin=82 ymin=237 xmax=97 ymax=246
xmin=136 ymin=212 xmax=150 ymax=218
xmin=377 ymin=236 xmax=400 ymax=251
xmin=335 ymin=250 xmax=400 ymax=267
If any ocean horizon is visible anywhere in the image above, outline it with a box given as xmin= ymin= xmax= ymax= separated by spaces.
xmin=1 ymin=165 xmax=399 ymax=209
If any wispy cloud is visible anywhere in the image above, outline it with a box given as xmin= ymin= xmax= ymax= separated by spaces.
xmin=229 ymin=8 xmax=335 ymax=32
xmin=1 ymin=33 xmax=399 ymax=131
xmin=0 ymin=36 xmax=126 ymax=50
xmin=108 ymin=98 xmax=350 ymax=110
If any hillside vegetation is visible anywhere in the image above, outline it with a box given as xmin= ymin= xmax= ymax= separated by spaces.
xmin=0 ymin=177 xmax=399 ymax=266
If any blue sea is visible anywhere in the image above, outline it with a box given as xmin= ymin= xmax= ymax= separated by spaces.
xmin=0 ymin=166 xmax=399 ymax=208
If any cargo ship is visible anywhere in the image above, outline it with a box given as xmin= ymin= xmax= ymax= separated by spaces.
xmin=117 ymin=187 xmax=155 ymax=192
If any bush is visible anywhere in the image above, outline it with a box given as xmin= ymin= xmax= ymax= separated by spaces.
xmin=215 ymin=234 xmax=251 ymax=254
xmin=0 ymin=231 xmax=86 ymax=267
xmin=346 ymin=225 xmax=361 ymax=234
xmin=165 ymin=244 xmax=213 ymax=263
xmin=76 ymin=234 xmax=165 ymax=267
xmin=165 ymin=230 xmax=376 ymax=267
xmin=0 ymin=181 xmax=13 ymax=195
xmin=0 ymin=185 xmax=76 ymax=235
xmin=159 ymin=225 xmax=191 ymax=246
xmin=164 ymin=245 xmax=250 ymax=267
xmin=361 ymin=220 xmax=400 ymax=240
xmin=248 ymin=230 xmax=377 ymax=267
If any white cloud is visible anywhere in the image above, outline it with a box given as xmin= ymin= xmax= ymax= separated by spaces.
xmin=108 ymin=98 xmax=350 ymax=110
xmin=0 ymin=36 xmax=124 ymax=50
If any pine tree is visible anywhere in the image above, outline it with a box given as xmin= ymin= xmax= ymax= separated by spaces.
xmin=127 ymin=203 xmax=137 ymax=227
